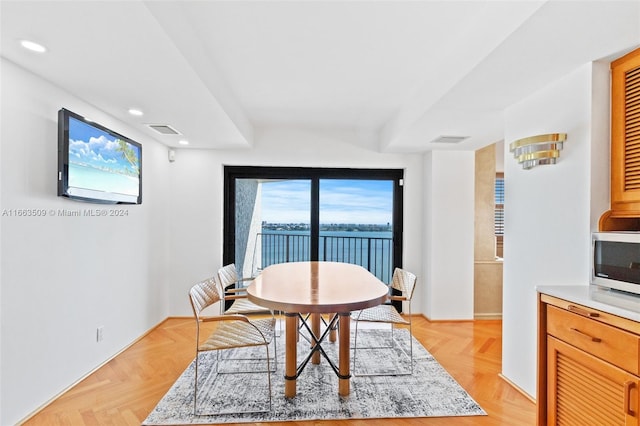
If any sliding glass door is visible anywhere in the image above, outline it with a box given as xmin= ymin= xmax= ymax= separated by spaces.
xmin=224 ymin=167 xmax=403 ymax=285
xmin=250 ymin=179 xmax=311 ymax=276
xmin=318 ymin=179 xmax=394 ymax=283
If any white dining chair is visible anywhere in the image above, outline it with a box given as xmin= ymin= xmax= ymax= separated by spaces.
xmin=351 ymin=267 xmax=417 ymax=376
xmin=189 ymin=277 xmax=276 ymax=415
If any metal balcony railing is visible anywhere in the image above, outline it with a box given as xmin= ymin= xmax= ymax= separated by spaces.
xmin=254 ymin=232 xmax=394 ymax=284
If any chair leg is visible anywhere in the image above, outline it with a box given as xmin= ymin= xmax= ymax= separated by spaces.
xmin=352 ymin=320 xmax=360 ymax=374
xmin=271 ymin=329 xmax=278 ymax=371
xmin=193 ymin=352 xmax=199 ymax=415
xmin=391 ymin=323 xmax=395 ymax=347
xmin=193 ymin=345 xmax=273 ymax=415
xmin=408 ymin=319 xmax=413 ymax=374
xmin=352 ymin=321 xmax=413 ymax=376
xmin=265 ymin=344 xmax=273 ymax=412
xmin=393 ymin=322 xmax=413 ymax=375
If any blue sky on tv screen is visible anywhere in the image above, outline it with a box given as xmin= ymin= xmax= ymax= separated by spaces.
xmin=68 ymin=116 xmax=140 ymax=176
xmin=261 ymin=179 xmax=393 ymax=224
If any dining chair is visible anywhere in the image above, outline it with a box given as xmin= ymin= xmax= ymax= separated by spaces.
xmin=351 ymin=267 xmax=417 ymax=376
xmin=218 ymin=263 xmax=271 ymax=315
xmin=189 ymin=277 xmax=276 ymax=415
xmin=218 ymin=263 xmax=285 ymax=337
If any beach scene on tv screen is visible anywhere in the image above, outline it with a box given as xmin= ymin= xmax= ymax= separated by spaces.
xmin=68 ymin=116 xmax=140 ymax=198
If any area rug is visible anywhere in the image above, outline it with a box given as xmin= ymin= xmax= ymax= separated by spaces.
xmin=143 ymin=328 xmax=486 ymax=424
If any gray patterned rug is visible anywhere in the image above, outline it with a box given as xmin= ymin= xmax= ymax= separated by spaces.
xmin=143 ymin=327 xmax=485 ymax=424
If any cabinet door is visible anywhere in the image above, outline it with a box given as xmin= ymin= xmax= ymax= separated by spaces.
xmin=548 ymin=336 xmax=640 ymax=426
xmin=611 ymin=47 xmax=640 ymax=211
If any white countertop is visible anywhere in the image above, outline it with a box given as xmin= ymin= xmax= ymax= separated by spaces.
xmin=537 ymin=285 xmax=640 ymax=323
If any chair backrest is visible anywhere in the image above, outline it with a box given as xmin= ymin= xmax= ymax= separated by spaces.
xmin=218 ymin=263 xmax=239 ymax=289
xmin=390 ymin=268 xmax=417 ymax=301
xmin=189 ymin=277 xmax=222 ymax=319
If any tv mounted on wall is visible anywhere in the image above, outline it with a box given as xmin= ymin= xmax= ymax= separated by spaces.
xmin=58 ymin=108 xmax=142 ymax=204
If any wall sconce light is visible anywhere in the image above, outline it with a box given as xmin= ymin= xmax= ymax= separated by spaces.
xmin=509 ymin=133 xmax=567 ymax=170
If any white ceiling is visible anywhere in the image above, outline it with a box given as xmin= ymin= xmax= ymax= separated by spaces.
xmin=1 ymin=1 xmax=639 ymax=152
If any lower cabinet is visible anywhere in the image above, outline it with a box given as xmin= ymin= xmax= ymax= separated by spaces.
xmin=547 ymin=337 xmax=640 ymax=425
xmin=539 ymin=294 xmax=640 ymax=425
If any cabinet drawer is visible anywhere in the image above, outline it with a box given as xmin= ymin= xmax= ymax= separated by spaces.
xmin=547 ymin=305 xmax=640 ymax=374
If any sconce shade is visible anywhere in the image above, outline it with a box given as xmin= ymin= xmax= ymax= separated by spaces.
xmin=509 ymin=133 xmax=567 ymax=170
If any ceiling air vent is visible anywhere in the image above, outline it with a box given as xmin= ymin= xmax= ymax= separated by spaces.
xmin=430 ymin=135 xmax=469 ymax=144
xmin=147 ymin=124 xmax=181 ymax=135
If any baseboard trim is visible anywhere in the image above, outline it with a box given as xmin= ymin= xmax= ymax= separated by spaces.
xmin=420 ymin=313 xmax=497 ymax=323
xmin=499 ymin=373 xmax=536 ymax=404
xmin=474 ymin=313 xmax=503 ymax=320
xmin=18 ymin=317 xmax=176 ymax=425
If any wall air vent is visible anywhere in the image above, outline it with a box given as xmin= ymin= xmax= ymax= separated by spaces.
xmin=430 ymin=135 xmax=469 ymax=144
xmin=147 ymin=124 xmax=181 ymax=135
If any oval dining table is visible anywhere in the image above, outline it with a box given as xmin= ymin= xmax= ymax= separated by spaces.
xmin=246 ymin=261 xmax=389 ymax=397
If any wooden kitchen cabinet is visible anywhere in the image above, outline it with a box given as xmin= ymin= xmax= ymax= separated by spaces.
xmin=539 ymin=294 xmax=640 ymax=425
xmin=600 ymin=47 xmax=640 ymax=231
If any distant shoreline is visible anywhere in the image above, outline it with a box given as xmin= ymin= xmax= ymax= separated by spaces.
xmin=262 ymin=222 xmax=392 ymax=232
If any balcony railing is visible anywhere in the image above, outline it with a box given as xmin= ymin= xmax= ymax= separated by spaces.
xmin=254 ymin=232 xmax=394 ymax=284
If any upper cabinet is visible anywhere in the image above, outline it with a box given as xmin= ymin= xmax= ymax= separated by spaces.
xmin=600 ymin=47 xmax=640 ymax=231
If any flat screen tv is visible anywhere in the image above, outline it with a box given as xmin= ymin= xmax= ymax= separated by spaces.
xmin=58 ymin=108 xmax=142 ymax=204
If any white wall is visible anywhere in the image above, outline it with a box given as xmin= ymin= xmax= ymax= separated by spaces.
xmin=502 ymin=62 xmax=610 ymax=397
xmin=0 ymin=59 xmax=171 ymax=425
xmin=166 ymin=126 xmax=426 ymax=316
xmin=423 ymin=150 xmax=476 ymax=319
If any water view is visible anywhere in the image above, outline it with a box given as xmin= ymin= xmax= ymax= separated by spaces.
xmin=242 ymin=178 xmax=396 ymax=283
xmin=257 ymin=223 xmax=394 ymax=283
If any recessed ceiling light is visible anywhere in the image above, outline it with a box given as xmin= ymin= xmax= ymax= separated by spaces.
xmin=20 ymin=39 xmax=47 ymax=53
xmin=178 ymin=140 xmax=189 ymax=146
xmin=128 ymin=108 xmax=144 ymax=116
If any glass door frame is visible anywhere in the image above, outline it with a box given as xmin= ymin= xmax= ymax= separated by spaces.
xmin=223 ymin=166 xmax=404 ymax=279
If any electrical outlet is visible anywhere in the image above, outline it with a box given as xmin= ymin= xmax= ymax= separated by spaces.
xmin=96 ymin=326 xmax=104 ymax=342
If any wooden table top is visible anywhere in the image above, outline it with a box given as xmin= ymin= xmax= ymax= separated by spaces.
xmin=247 ymin=261 xmax=389 ymax=313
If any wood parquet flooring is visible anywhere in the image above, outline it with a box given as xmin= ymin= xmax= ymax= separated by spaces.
xmin=22 ymin=316 xmax=536 ymax=426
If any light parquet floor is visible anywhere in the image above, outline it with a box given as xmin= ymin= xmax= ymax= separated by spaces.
xmin=22 ymin=316 xmax=536 ymax=426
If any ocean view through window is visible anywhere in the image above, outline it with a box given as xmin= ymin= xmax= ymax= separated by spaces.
xmin=223 ymin=166 xmax=403 ymax=293
xmin=256 ymin=222 xmax=394 ymax=283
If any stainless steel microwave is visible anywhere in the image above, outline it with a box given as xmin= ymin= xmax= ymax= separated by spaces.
xmin=592 ymin=232 xmax=640 ymax=295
